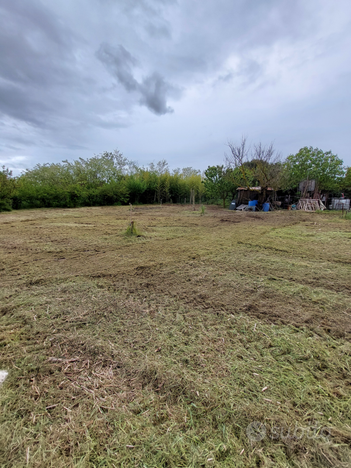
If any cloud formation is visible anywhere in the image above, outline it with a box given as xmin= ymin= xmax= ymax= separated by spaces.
xmin=96 ymin=43 xmax=179 ymax=114
xmin=0 ymin=0 xmax=350 ymax=173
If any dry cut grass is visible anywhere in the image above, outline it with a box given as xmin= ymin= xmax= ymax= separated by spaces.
xmin=0 ymin=205 xmax=350 ymax=467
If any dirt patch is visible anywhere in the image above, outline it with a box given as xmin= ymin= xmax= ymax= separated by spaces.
xmin=219 ymin=218 xmax=241 ymax=223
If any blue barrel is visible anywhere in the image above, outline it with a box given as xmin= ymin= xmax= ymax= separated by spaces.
xmin=263 ymin=203 xmax=270 ymax=212
xmin=248 ymin=200 xmax=258 ymax=207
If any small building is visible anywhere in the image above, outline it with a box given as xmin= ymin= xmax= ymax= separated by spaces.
xmin=236 ymin=187 xmax=274 ymax=206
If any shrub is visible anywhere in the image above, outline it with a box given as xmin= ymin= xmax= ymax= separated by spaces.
xmin=0 ymin=199 xmax=12 ymax=212
xmin=125 ymin=221 xmax=141 ymax=237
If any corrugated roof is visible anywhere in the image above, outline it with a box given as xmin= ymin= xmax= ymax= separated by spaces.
xmin=237 ymin=187 xmax=274 ymax=191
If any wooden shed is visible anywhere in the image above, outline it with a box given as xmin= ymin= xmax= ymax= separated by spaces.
xmin=236 ymin=187 xmax=274 ymax=206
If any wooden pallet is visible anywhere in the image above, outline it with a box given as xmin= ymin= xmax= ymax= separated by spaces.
xmin=236 ymin=204 xmax=248 ymax=211
xmin=297 ymin=199 xmax=326 ymax=211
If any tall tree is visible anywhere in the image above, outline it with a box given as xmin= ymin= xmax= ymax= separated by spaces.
xmin=341 ymin=167 xmax=351 ymax=197
xmin=0 ymin=166 xmax=15 ymax=211
xmin=226 ymin=137 xmax=252 ymax=189
xmin=226 ymin=137 xmax=283 ymax=202
xmin=284 ymin=147 xmax=344 ymax=193
xmin=203 ymin=165 xmax=233 ymax=208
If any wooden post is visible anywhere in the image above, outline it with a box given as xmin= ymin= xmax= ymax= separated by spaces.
xmin=191 ymin=189 xmax=195 ymax=210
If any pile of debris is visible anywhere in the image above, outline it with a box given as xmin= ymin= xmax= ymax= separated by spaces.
xmin=297 ymin=199 xmax=326 ymax=211
xmin=331 ymin=198 xmax=350 ymax=210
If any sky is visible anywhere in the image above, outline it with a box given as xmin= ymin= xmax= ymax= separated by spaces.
xmin=0 ymin=0 xmax=350 ymax=175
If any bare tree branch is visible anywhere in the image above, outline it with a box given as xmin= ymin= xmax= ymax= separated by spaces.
xmin=225 ymin=136 xmax=249 ymax=168
xmin=225 ymin=136 xmax=253 ymax=189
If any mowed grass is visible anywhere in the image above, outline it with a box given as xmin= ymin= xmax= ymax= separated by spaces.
xmin=0 ymin=205 xmax=350 ymax=467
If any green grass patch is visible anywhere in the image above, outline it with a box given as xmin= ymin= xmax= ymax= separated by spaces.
xmin=125 ymin=221 xmax=142 ymax=237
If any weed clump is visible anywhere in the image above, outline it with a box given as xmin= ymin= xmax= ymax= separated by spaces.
xmin=200 ymin=205 xmax=206 ymax=215
xmin=125 ymin=221 xmax=141 ymax=237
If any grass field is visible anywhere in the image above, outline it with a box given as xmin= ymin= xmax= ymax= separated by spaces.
xmin=0 ymin=205 xmax=350 ymax=467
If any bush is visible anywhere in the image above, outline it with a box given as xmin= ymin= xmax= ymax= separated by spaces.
xmin=12 ymin=181 xmax=129 ymax=209
xmin=0 ymin=198 xmax=12 ymax=212
xmin=0 ymin=166 xmax=15 ymax=211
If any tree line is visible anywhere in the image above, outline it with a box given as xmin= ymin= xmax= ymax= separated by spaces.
xmin=0 ymin=150 xmax=206 ymax=211
xmin=1 ymin=143 xmax=350 ymax=212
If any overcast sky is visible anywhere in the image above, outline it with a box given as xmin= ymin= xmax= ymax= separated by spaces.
xmin=1 ymin=0 xmax=350 ymax=175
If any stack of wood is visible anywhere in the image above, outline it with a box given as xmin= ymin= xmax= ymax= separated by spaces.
xmin=297 ymin=198 xmax=326 ymax=211
xmin=236 ymin=204 xmax=249 ymax=211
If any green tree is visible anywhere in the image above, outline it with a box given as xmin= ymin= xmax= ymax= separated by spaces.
xmin=125 ymin=175 xmax=147 ymax=203
xmin=284 ymin=147 xmax=344 ymax=192
xmin=226 ymin=138 xmax=283 ymax=203
xmin=0 ymin=166 xmax=15 ymax=212
xmin=226 ymin=166 xmax=254 ymax=198
xmin=203 ymin=166 xmax=233 ymax=208
xmin=341 ymin=167 xmax=351 ymax=197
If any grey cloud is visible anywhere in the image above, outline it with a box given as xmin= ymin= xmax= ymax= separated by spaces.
xmin=0 ymin=0 xmax=77 ymax=87
xmin=0 ymin=0 xmax=71 ymax=47
xmin=1 ymin=0 xmax=351 ymax=172
xmin=238 ymin=59 xmax=263 ymax=80
xmin=156 ymin=1 xmax=319 ymax=83
xmin=96 ymin=43 xmax=139 ymax=92
xmin=139 ymin=73 xmax=176 ymax=114
xmin=96 ymin=42 xmax=180 ymax=114
xmin=99 ymin=0 xmax=175 ymax=16
xmin=0 ymin=82 xmax=50 ymax=126
xmin=97 ymin=0 xmax=173 ymax=41
xmin=214 ymin=59 xmax=263 ymax=88
xmin=216 ymin=71 xmax=234 ymax=83
xmin=0 ymin=0 xmax=132 ymax=143
xmin=145 ymin=22 xmax=171 ymax=39
xmin=0 ymin=0 xmax=83 ymax=129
